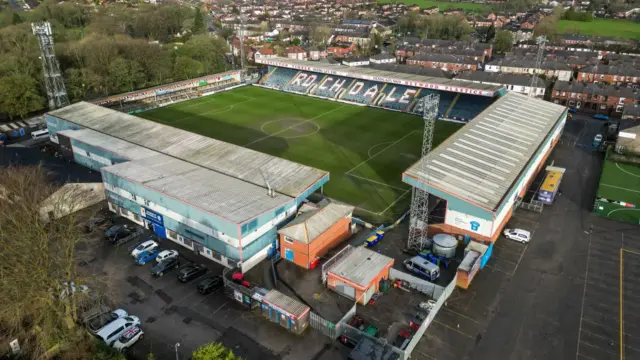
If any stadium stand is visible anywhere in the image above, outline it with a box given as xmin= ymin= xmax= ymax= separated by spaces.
xmin=284 ymin=71 xmax=323 ymax=93
xmin=447 ymin=94 xmax=495 ymax=121
xmin=262 ymin=67 xmax=299 ymax=89
xmin=342 ymin=80 xmax=386 ymax=105
xmin=378 ymin=84 xmax=419 ymax=111
xmin=311 ymin=75 xmax=353 ymax=98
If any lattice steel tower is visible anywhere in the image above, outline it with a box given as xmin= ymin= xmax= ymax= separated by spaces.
xmin=407 ymin=93 xmax=439 ymax=251
xmin=32 ymin=22 xmax=69 ymax=109
xmin=528 ymin=35 xmax=547 ymax=98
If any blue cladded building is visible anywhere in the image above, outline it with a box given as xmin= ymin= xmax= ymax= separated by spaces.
xmin=45 ymin=101 xmax=329 ymax=272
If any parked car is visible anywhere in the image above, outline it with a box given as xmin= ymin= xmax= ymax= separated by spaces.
xmin=135 ymin=249 xmax=160 ymax=265
xmin=87 ymin=309 xmax=128 ymax=334
xmin=593 ymin=134 xmax=603 ymax=148
xmin=95 ymin=316 xmax=140 ymax=346
xmin=151 ymin=257 xmax=180 ymax=277
xmin=503 ymin=228 xmax=531 ymax=243
xmin=104 ymin=224 xmax=133 ymax=243
xmin=593 ymin=113 xmax=609 ymax=121
xmin=156 ymin=249 xmax=178 ymax=263
xmin=197 ymin=276 xmax=223 ymax=294
xmin=568 ymin=107 xmax=577 ymax=114
xmin=177 ymin=264 xmax=207 ymax=283
xmin=112 ymin=325 xmax=144 ymax=352
xmin=131 ymin=239 xmax=159 ymax=258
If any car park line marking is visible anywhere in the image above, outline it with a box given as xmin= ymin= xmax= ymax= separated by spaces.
xmin=576 ymin=233 xmax=593 ymax=360
xmin=414 ymin=350 xmax=437 ymax=360
xmin=579 ymin=340 xmax=619 ymax=356
xmin=482 ymin=264 xmax=511 ymax=276
xmin=432 ymin=320 xmax=474 ymax=339
xmin=211 ymin=301 xmax=229 ymax=316
xmin=577 ymin=352 xmax=598 ymax=360
xmin=488 ymin=254 xmax=518 ymax=265
xmin=441 ymin=307 xmax=481 ymax=325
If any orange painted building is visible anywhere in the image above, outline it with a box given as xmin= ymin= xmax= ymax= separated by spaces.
xmin=326 ymin=247 xmax=394 ymax=305
xmin=278 ymin=203 xmax=355 ymax=269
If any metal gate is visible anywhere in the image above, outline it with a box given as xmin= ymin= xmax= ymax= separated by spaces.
xmin=310 ymin=312 xmax=338 ymax=339
xmin=336 ymin=281 xmax=355 ymax=299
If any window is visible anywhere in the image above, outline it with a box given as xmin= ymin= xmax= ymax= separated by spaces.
xmin=616 ymin=105 xmax=623 ymax=113
xmin=85 ymin=150 xmax=90 ymax=157
xmin=275 ymin=207 xmax=285 ymax=217
xmin=132 ymin=214 xmax=141 ymax=222
xmin=132 ymin=194 xmax=137 ymax=201
xmin=284 ymin=236 xmax=294 ymax=244
xmin=167 ymin=230 xmax=177 ymax=240
xmin=571 ymin=93 xmax=576 ymax=98
xmin=555 ymin=91 xmax=559 ymax=96
xmin=144 ymin=199 xmax=150 ymax=206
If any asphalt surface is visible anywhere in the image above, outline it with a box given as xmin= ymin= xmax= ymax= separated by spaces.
xmin=415 ymin=114 xmax=640 ymax=360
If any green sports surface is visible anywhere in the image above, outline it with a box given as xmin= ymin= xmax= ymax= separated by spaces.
xmin=594 ymin=159 xmax=640 ymax=223
xmin=138 ymin=86 xmax=462 ymax=220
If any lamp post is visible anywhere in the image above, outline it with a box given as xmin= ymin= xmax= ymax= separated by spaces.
xmin=174 ymin=342 xmax=180 ymax=360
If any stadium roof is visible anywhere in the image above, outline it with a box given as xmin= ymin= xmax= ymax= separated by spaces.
xmin=278 ymin=203 xmax=355 ymax=244
xmin=255 ymin=57 xmax=503 ymax=97
xmin=404 ymin=92 xmax=566 ymax=211
xmin=57 ymin=129 xmax=159 ymax=161
xmin=102 ymin=155 xmax=293 ymax=224
xmin=48 ymin=102 xmax=329 ymax=198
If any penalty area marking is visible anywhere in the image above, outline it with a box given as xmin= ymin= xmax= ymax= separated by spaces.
xmin=259 ymin=119 xmax=320 ymax=140
xmin=172 ymin=97 xmax=255 ymax=123
xmin=607 ymin=208 xmax=640 ymax=217
xmin=368 ymin=141 xmax=394 ymax=158
xmin=600 ymin=183 xmax=640 ymax=195
xmin=346 ymin=130 xmax=419 ymax=176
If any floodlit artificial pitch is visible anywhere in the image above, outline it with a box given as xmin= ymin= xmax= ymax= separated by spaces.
xmin=139 ymin=86 xmax=461 ymax=219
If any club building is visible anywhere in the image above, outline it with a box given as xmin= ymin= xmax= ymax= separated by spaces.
xmin=403 ymin=92 xmax=567 ymax=242
xmin=44 ymin=102 xmax=329 ymax=272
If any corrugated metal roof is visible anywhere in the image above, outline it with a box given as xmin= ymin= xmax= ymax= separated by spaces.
xmin=48 ymin=102 xmax=328 ymax=198
xmin=328 ymin=247 xmax=394 ymax=288
xmin=278 ymin=203 xmax=354 ymax=244
xmin=263 ymin=290 xmax=309 ymax=317
xmin=404 ymin=92 xmax=566 ymax=211
xmin=102 ymin=155 xmax=293 ymax=223
xmin=58 ymin=129 xmax=159 ymax=161
xmin=255 ymin=57 xmax=502 ymax=95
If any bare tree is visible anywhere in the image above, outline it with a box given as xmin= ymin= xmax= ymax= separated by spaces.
xmin=0 ymin=165 xmax=108 ymax=359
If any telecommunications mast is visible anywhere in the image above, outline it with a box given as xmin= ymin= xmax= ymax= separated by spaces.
xmin=32 ymin=22 xmax=69 ymax=109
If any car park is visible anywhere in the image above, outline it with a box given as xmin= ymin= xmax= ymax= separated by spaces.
xmin=151 ymin=257 xmax=180 ymax=277
xmin=104 ymin=224 xmax=133 ymax=242
xmin=85 ymin=216 xmax=112 ymax=233
xmin=197 ymin=276 xmax=223 ymax=294
xmin=135 ymin=249 xmax=160 ymax=265
xmin=177 ymin=264 xmax=207 ymax=283
xmin=87 ymin=309 xmax=128 ymax=334
xmin=112 ymin=325 xmax=144 ymax=352
xmin=503 ymin=228 xmax=531 ymax=243
xmin=156 ymin=249 xmax=178 ymax=263
xmin=131 ymin=239 xmax=159 ymax=258
xmin=593 ymin=134 xmax=603 ymax=148
xmin=95 ymin=316 xmax=140 ymax=346
xmin=593 ymin=113 xmax=609 ymax=121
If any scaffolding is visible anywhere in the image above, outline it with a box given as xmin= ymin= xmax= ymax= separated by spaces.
xmin=407 ymin=93 xmax=439 ymax=251
xmin=32 ymin=22 xmax=69 ymax=110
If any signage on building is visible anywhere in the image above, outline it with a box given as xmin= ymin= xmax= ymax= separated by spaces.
xmin=233 ymin=290 xmax=243 ymax=303
xmin=141 ymin=207 xmax=164 ymax=226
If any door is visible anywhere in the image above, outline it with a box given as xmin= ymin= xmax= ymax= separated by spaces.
xmin=285 ymin=248 xmax=294 ymax=261
xmin=335 ymin=281 xmax=355 ymax=299
xmin=363 ymin=284 xmax=376 ymax=304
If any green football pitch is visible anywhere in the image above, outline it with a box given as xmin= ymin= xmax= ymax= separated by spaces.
xmin=595 ymin=159 xmax=640 ymax=223
xmin=138 ymin=86 xmax=462 ymax=220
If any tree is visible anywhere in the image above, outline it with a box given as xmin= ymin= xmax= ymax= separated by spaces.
xmin=0 ymin=75 xmax=45 ymax=118
xmin=193 ymin=7 xmax=205 ymax=34
xmin=12 ymin=12 xmax=22 ymax=25
xmin=0 ymin=166 xmax=107 ymax=359
xmin=494 ymin=29 xmax=513 ymax=54
xmin=485 ymin=23 xmax=496 ymax=43
xmin=291 ymin=37 xmax=301 ymax=46
xmin=65 ymin=68 xmax=101 ymax=102
xmin=173 ymin=56 xmax=204 ymax=80
xmin=309 ymin=24 xmax=332 ymax=46
xmin=107 ymin=57 xmax=145 ymax=93
xmin=192 ymin=343 xmax=242 ymax=360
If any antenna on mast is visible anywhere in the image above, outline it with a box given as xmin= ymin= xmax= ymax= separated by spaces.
xmin=259 ymin=169 xmax=275 ymax=197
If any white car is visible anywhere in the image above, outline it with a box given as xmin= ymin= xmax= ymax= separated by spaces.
xmin=112 ymin=325 xmax=144 ymax=352
xmin=156 ymin=249 xmax=178 ymax=263
xmin=504 ymin=228 xmax=531 ymax=243
xmin=96 ymin=316 xmax=141 ymax=346
xmin=131 ymin=239 xmax=159 ymax=258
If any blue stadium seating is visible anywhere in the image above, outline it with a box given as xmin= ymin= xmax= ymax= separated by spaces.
xmin=412 ymin=90 xmax=455 ymax=118
xmin=284 ymin=71 xmax=322 ymax=93
xmin=448 ymin=95 xmax=495 ymax=121
xmin=312 ymin=75 xmax=352 ymax=98
xmin=378 ymin=85 xmax=420 ymax=111
xmin=263 ymin=67 xmax=298 ymax=89
xmin=342 ymin=80 xmax=385 ymax=105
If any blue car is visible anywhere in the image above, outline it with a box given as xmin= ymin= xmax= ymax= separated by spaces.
xmin=135 ymin=249 xmax=160 ymax=265
xmin=593 ymin=114 xmax=609 ymax=121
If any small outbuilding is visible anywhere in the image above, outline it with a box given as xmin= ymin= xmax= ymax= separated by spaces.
xmin=327 ymin=247 xmax=394 ymax=305
xmin=279 ymin=203 xmax=355 ymax=269
xmin=260 ymin=290 xmax=310 ymax=335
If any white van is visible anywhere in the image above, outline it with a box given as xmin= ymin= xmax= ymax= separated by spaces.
xmin=95 ymin=316 xmax=140 ymax=346
xmin=31 ymin=129 xmax=49 ymax=139
xmin=404 ymin=256 xmax=440 ymax=282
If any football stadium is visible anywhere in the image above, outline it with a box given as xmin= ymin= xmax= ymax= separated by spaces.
xmin=594 ymin=124 xmax=640 ymax=223
xmin=136 ymin=58 xmax=504 ymax=219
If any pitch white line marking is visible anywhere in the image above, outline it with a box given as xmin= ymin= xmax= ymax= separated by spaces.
xmin=616 ymin=163 xmax=640 ymax=178
xmin=367 ymin=141 xmax=394 ymax=158
xmin=173 ymin=97 xmax=255 ymax=122
xmin=346 ymin=173 xmax=408 ymax=191
xmin=345 ymin=130 xmax=418 ymax=176
xmin=244 ymin=105 xmax=344 ymax=147
xmin=600 ymin=183 xmax=640 ymax=194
